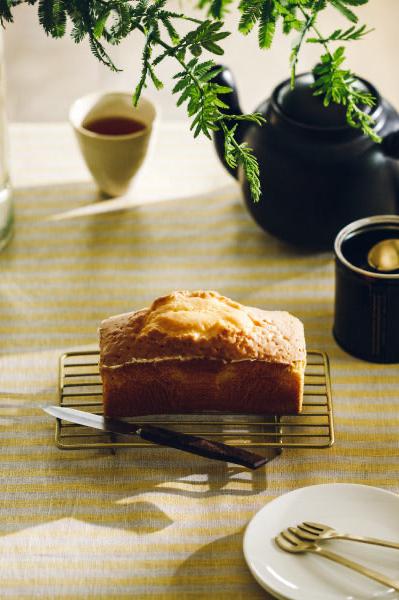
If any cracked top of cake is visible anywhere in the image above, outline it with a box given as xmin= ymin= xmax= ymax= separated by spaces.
xmin=99 ymin=290 xmax=306 ymax=367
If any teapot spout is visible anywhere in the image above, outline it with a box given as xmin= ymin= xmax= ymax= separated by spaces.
xmin=212 ymin=66 xmax=248 ymax=179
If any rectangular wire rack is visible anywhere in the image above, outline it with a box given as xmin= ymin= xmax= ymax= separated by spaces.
xmin=56 ymin=350 xmax=334 ymax=451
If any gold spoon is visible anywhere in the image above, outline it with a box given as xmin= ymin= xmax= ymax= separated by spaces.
xmin=367 ymin=238 xmax=399 ymax=272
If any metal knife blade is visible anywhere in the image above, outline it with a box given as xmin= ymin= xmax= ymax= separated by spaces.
xmin=44 ymin=405 xmax=141 ymax=436
xmin=43 ymin=405 xmax=269 ymax=469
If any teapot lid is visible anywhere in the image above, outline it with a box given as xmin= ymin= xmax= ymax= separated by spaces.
xmin=275 ymin=73 xmax=378 ymax=130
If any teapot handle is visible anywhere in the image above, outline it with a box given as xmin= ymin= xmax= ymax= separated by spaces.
xmin=212 ymin=65 xmax=247 ymax=179
xmin=213 ymin=65 xmax=243 ymax=117
xmin=381 ymin=130 xmax=399 ymax=159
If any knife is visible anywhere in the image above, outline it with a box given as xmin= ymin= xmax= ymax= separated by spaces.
xmin=43 ymin=406 xmax=269 ymax=469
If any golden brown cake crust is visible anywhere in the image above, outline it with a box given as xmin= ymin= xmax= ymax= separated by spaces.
xmin=99 ymin=290 xmax=306 ymax=366
xmin=102 ymin=358 xmax=305 ymax=417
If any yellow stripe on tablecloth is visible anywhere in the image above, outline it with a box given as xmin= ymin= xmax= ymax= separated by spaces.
xmin=0 ymin=557 xmax=253 ymax=570
xmin=3 ymin=478 xmax=399 ymax=498
xmin=0 ymin=595 xmax=264 ymax=600
xmin=0 ymin=264 xmax=333 ymax=279
xmin=2 ymin=472 xmax=399 ymax=496
xmin=18 ymin=210 xmax=250 ymax=230
xmin=3 ymin=446 xmax=398 ymax=465
xmin=14 ymin=196 xmax=238 ymax=215
xmin=0 ymin=574 xmax=263 ymax=587
xmin=4 ymin=432 xmax=399 ymax=453
xmin=1 ymin=240 xmax=332 ymax=258
xmin=19 ymin=211 xmax=253 ymax=228
xmin=334 ymin=376 xmax=399 ymax=383
xmin=2 ymin=457 xmax=398 ymax=473
xmin=1 ymin=253 xmax=332 ymax=268
xmin=0 ymin=276 xmax=333 ymax=290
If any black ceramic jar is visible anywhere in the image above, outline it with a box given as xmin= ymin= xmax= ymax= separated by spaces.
xmin=334 ymin=215 xmax=399 ymax=363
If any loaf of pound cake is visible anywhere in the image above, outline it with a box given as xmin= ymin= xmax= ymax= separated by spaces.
xmin=99 ymin=290 xmax=306 ymax=417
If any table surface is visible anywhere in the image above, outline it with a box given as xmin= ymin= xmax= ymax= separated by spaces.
xmin=1 ymin=122 xmax=398 ymax=599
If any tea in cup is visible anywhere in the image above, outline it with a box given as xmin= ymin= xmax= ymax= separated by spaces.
xmin=69 ymin=92 xmax=156 ymax=197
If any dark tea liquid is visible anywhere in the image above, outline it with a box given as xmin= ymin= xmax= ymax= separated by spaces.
xmin=83 ymin=116 xmax=146 ymax=135
xmin=341 ymin=226 xmax=399 ymax=274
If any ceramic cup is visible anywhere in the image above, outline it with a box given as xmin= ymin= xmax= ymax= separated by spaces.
xmin=69 ymin=92 xmax=157 ymax=197
xmin=334 ymin=215 xmax=399 ymax=363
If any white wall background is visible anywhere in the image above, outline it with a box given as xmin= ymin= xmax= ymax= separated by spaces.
xmin=3 ymin=1 xmax=399 ymax=122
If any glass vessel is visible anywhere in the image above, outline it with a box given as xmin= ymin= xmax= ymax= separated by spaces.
xmin=0 ymin=32 xmax=13 ymax=251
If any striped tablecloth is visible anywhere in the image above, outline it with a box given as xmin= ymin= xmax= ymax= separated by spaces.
xmin=1 ymin=122 xmax=398 ymax=599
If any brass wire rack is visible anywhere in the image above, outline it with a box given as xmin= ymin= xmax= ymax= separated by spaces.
xmin=56 ymin=350 xmax=334 ymax=450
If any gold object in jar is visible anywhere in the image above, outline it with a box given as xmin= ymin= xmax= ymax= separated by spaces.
xmin=368 ymin=238 xmax=399 ymax=272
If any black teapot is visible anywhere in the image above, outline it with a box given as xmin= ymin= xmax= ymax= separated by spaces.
xmin=213 ymin=67 xmax=399 ymax=249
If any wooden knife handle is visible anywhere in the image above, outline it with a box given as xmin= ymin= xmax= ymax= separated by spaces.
xmin=137 ymin=424 xmax=269 ymax=469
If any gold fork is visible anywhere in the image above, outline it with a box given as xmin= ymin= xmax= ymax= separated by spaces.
xmin=275 ymin=529 xmax=399 ymax=591
xmin=293 ymin=521 xmax=399 ymax=550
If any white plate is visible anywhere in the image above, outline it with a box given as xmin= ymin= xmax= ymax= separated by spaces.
xmin=243 ymin=484 xmax=399 ymax=600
